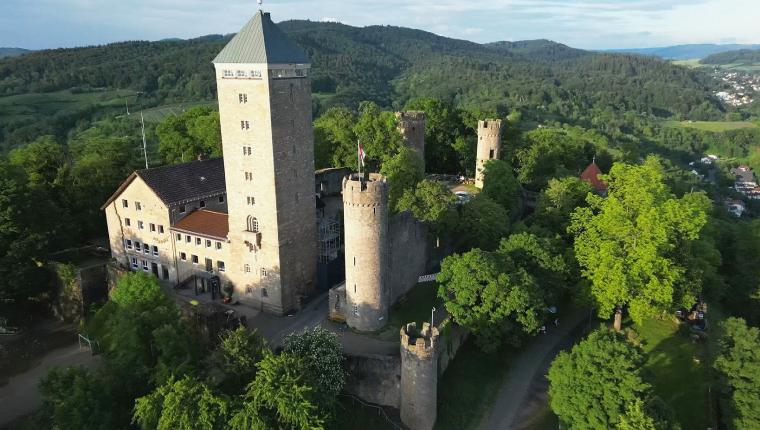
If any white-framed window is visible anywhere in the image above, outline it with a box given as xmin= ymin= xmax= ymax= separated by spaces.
xmin=179 ymin=205 xmax=186 ymax=213
xmin=138 ymin=221 xmax=144 ymax=230
xmin=196 ymin=237 xmax=202 ymax=246
xmin=217 ymin=261 xmax=225 ymax=272
xmin=131 ymin=257 xmax=138 ymax=269
xmin=247 ymin=216 xmax=259 ymax=232
xmin=185 ymin=235 xmax=191 ymax=243
xmin=219 ymin=196 xmax=225 ymax=203
xmin=244 ymin=264 xmax=251 ymax=273
xmin=150 ymin=223 xmax=156 ymax=232
xmin=180 ymin=252 xmax=187 ymax=261
xmin=122 ymin=199 xmax=128 ymax=208
xmin=158 ymin=225 xmax=164 ymax=234
xmin=251 ymin=70 xmax=262 ymax=78
xmin=247 ymin=196 xmax=256 ymax=205
xmin=192 ymin=255 xmax=199 ymax=265
xmin=236 ymin=70 xmax=246 ymax=77
xmin=135 ymin=201 xmax=142 ymax=211
xmin=245 ymin=172 xmax=253 ymax=181
xmin=126 ymin=239 xmax=133 ymax=250
xmin=241 ymin=120 xmax=250 ymax=130
xmin=152 ymin=245 xmax=159 ymax=256
xmin=239 ymin=93 xmax=248 ymax=103
xmin=176 ymin=233 xmax=182 ymax=241
xmin=245 ymin=147 xmax=252 ymax=155
xmin=134 ymin=241 xmax=141 ymax=250
xmin=142 ymin=260 xmax=149 ymax=271
xmin=125 ymin=218 xmax=131 ymax=227
xmin=260 ymin=268 xmax=268 ymax=278
xmin=205 ymin=239 xmax=211 ymax=248
xmin=143 ymin=243 xmax=150 ymax=254
xmin=353 ymin=305 xmax=358 ymax=316
xmin=216 ymin=241 xmax=222 ymax=250
xmin=223 ymin=69 xmax=233 ymax=77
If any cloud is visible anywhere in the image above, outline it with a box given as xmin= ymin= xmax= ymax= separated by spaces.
xmin=0 ymin=0 xmax=758 ymax=50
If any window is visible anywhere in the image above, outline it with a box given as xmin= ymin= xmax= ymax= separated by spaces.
xmin=242 ymin=146 xmax=252 ymax=156
xmin=295 ymin=68 xmax=306 ymax=77
xmin=185 ymin=235 xmax=191 ymax=243
xmin=152 ymin=245 xmax=159 ymax=256
xmin=143 ymin=243 xmax=150 ymax=254
xmin=353 ymin=305 xmax=358 ymax=316
xmin=150 ymin=223 xmax=156 ymax=232
xmin=135 ymin=241 xmax=141 ymax=250
xmin=196 ymin=237 xmax=202 ymax=246
xmin=135 ymin=201 xmax=142 ymax=211
xmin=245 ymin=172 xmax=253 ymax=181
xmin=240 ymin=120 xmax=250 ymax=130
xmin=138 ymin=221 xmax=144 ymax=230
xmin=159 ymin=225 xmax=164 ymax=234
xmin=247 ymin=216 xmax=259 ymax=233
xmin=205 ymin=239 xmax=212 ymax=248
xmin=262 ymin=288 xmax=268 ymax=298
xmin=131 ymin=257 xmax=138 ymax=269
xmin=251 ymin=70 xmax=262 ymax=78
xmin=199 ymin=200 xmax=206 ymax=208
xmin=125 ymin=218 xmax=131 ymax=227
xmin=219 ymin=196 xmax=225 ymax=203
xmin=239 ymin=93 xmax=248 ymax=103
xmin=260 ymin=268 xmax=268 ymax=278
xmin=295 ymin=193 xmax=300 ymax=202
xmin=244 ymin=264 xmax=251 ymax=273
xmin=223 ymin=69 xmax=233 ymax=77
xmin=179 ymin=205 xmax=186 ymax=213
xmin=236 ymin=70 xmax=246 ymax=77
xmin=180 ymin=252 xmax=187 ymax=261
xmin=217 ymin=261 xmax=226 ymax=272
xmin=247 ymin=196 xmax=256 ymax=205
xmin=122 ymin=199 xmax=128 ymax=208
xmin=216 ymin=241 xmax=222 ymax=250
xmin=176 ymin=234 xmax=182 ymax=241
xmin=192 ymin=255 xmax=199 ymax=265
xmin=142 ymin=260 xmax=149 ymax=271
xmin=126 ymin=239 xmax=133 ymax=250
xmin=489 ymin=149 xmax=495 ymax=159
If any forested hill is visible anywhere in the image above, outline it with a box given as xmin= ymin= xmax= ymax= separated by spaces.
xmin=0 ymin=48 xmax=31 ymax=59
xmin=701 ymin=49 xmax=760 ymax=65
xmin=0 ymin=19 xmax=721 ymax=123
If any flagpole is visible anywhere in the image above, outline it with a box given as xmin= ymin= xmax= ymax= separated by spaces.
xmin=357 ymin=139 xmax=362 ymax=180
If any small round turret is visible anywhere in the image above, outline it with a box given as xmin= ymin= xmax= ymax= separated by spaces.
xmin=396 ymin=111 xmax=426 ymax=161
xmin=400 ymin=322 xmax=439 ymax=430
xmin=343 ymin=173 xmax=389 ymax=331
xmin=475 ymin=119 xmax=503 ymax=189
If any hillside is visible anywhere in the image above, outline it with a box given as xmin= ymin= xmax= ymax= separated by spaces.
xmin=0 ymin=48 xmax=31 ymax=59
xmin=0 ymin=19 xmax=724 ymax=149
xmin=609 ymin=44 xmax=760 ymax=60
xmin=701 ymin=49 xmax=760 ymax=65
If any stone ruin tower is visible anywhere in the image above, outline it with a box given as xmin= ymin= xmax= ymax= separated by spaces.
xmin=475 ymin=119 xmax=503 ymax=189
xmin=396 ymin=111 xmax=426 ymax=168
xmin=400 ymin=322 xmax=439 ymax=430
xmin=342 ymin=173 xmax=389 ymax=331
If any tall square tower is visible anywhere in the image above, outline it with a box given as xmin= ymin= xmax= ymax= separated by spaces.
xmin=213 ymin=11 xmax=317 ymax=315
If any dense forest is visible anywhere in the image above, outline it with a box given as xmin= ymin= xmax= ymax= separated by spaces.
xmin=701 ymin=48 xmax=760 ymax=65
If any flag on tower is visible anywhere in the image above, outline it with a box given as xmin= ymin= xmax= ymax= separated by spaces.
xmin=357 ymin=140 xmax=366 ymax=168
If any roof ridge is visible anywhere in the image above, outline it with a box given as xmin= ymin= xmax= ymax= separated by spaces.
xmin=212 ymin=11 xmax=310 ymax=65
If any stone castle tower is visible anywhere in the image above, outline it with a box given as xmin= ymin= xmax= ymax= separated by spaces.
xmin=213 ymin=11 xmax=317 ymax=315
xmin=475 ymin=119 xmax=503 ymax=189
xmin=396 ymin=111 xmax=426 ymax=163
xmin=342 ymin=173 xmax=389 ymax=331
xmin=400 ymin=322 xmax=439 ymax=430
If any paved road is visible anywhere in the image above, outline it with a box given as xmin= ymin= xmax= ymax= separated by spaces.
xmin=479 ymin=309 xmax=588 ymax=430
xmin=0 ymin=343 xmax=101 ymax=427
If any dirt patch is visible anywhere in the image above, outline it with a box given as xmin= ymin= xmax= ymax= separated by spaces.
xmin=0 ymin=320 xmax=78 ymax=386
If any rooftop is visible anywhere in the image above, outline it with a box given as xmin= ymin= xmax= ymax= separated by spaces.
xmin=137 ymin=158 xmax=226 ymax=206
xmin=212 ymin=11 xmax=310 ymax=65
xmin=172 ymin=209 xmax=229 ymax=240
xmin=580 ymin=161 xmax=608 ymax=192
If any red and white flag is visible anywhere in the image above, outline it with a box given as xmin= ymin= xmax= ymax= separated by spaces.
xmin=357 ymin=140 xmax=366 ymax=167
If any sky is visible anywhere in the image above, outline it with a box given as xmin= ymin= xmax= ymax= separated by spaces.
xmin=1 ymin=0 xmax=759 ymax=51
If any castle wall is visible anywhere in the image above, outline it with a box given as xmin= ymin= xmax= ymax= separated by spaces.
xmin=343 ymin=173 xmax=389 ymax=331
xmin=396 ymin=111 xmax=426 ymax=160
xmin=316 ymin=167 xmax=350 ymax=197
xmin=388 ymin=211 xmax=429 ymax=304
xmin=475 ymin=119 xmax=503 ymax=189
xmin=344 ymin=352 xmax=402 ymax=408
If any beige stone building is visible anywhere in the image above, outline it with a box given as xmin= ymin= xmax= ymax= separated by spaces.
xmin=475 ymin=119 xmax=503 ymax=188
xmin=104 ymin=11 xmax=317 ymax=315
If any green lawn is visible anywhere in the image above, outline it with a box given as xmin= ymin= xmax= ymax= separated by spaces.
xmin=0 ymin=89 xmax=134 ymax=124
xmin=369 ymin=282 xmax=440 ymax=342
xmin=137 ymin=100 xmax=216 ymax=123
xmin=634 ymin=318 xmax=710 ymax=430
xmin=663 ymin=120 xmax=758 ymax=132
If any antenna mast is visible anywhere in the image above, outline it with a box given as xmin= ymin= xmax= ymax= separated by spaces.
xmin=257 ymin=0 xmax=263 ymax=9
xmin=140 ymin=112 xmax=149 ymax=169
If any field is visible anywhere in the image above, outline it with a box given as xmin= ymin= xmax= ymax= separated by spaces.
xmin=0 ymin=89 xmax=134 ymax=124
xmin=370 ymin=282 xmax=440 ymax=341
xmin=673 ymin=58 xmax=760 ymax=74
xmin=663 ymin=120 xmax=759 ymax=132
xmin=136 ymin=101 xmax=216 ymax=123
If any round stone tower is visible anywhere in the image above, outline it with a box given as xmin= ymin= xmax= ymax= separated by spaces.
xmin=400 ymin=322 xmax=439 ymax=430
xmin=475 ymin=119 xmax=503 ymax=189
xmin=396 ymin=111 xmax=426 ymax=162
xmin=343 ymin=173 xmax=389 ymax=331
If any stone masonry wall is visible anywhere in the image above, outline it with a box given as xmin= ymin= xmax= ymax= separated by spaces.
xmin=344 ymin=352 xmax=402 ymax=408
xmin=388 ymin=211 xmax=429 ymax=304
xmin=475 ymin=119 xmax=503 ymax=188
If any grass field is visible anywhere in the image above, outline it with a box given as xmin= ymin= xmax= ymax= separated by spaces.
xmin=136 ymin=100 xmax=216 ymax=123
xmin=634 ymin=318 xmax=710 ymax=430
xmin=673 ymin=58 xmax=760 ymax=74
xmin=663 ymin=120 xmax=759 ymax=132
xmin=0 ymin=89 xmax=134 ymax=124
xmin=371 ymin=282 xmax=440 ymax=341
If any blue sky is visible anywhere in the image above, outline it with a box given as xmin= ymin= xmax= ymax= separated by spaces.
xmin=2 ymin=0 xmax=759 ymax=50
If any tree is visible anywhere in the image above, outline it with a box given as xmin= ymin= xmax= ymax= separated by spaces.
xmin=455 ymin=196 xmax=510 ymax=251
xmin=396 ymin=179 xmax=457 ymax=234
xmin=714 ymin=317 xmax=760 ymax=429
xmin=230 ymin=352 xmax=325 ymax=430
xmin=313 ymin=106 xmax=357 ymax=169
xmin=283 ymin=327 xmax=345 ymax=410
xmin=617 ymin=399 xmax=658 ymax=430
xmin=548 ymin=329 xmax=651 ymax=429
xmin=437 ymin=249 xmax=543 ymax=351
xmin=570 ymin=157 xmax=711 ymax=323
xmin=211 ymin=326 xmax=268 ymax=394
xmin=8 ymin=135 xmax=67 ymax=188
xmin=133 ymin=376 xmax=230 ymax=430
xmin=157 ymin=106 xmax=221 ymax=164
xmin=380 ymin=146 xmax=424 ymax=211
xmin=39 ymin=367 xmax=119 ymax=430
xmin=531 ymin=176 xmax=592 ymax=238
xmin=404 ymin=98 xmax=465 ymax=174
xmin=481 ymin=159 xmax=521 ymax=217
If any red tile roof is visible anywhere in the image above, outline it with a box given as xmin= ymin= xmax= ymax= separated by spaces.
xmin=580 ymin=162 xmax=608 ymax=192
xmin=172 ymin=210 xmax=229 ymax=239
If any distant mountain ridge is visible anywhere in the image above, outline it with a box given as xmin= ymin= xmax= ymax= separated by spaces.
xmin=607 ymin=44 xmax=760 ymax=60
xmin=701 ymin=49 xmax=760 ymax=65
xmin=0 ymin=48 xmax=31 ymax=59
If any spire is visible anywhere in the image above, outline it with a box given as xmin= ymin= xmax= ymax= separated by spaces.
xmin=212 ymin=11 xmax=310 ymax=65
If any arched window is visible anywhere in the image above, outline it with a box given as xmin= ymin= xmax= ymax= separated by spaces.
xmin=247 ymin=216 xmax=259 ymax=233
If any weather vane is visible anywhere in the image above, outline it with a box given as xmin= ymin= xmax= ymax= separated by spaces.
xmin=257 ymin=0 xmax=263 ymax=9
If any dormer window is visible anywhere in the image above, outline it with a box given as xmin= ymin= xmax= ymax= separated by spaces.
xmin=223 ymin=70 xmax=233 ymax=78
xmin=251 ymin=70 xmax=262 ymax=78
xmin=236 ymin=70 xmax=246 ymax=77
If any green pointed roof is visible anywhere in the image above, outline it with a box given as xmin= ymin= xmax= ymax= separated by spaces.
xmin=213 ymin=11 xmax=310 ymax=64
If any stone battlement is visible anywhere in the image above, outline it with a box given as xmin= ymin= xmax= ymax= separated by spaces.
xmin=400 ymin=322 xmax=438 ymax=359
xmin=478 ymin=119 xmax=503 ymax=136
xmin=396 ymin=111 xmax=426 ymax=122
xmin=342 ymin=173 xmax=388 ymax=208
